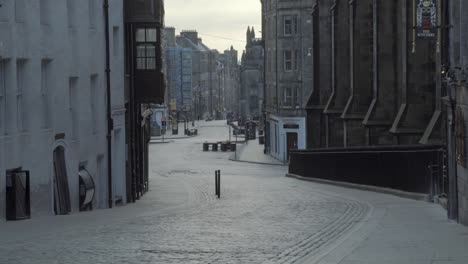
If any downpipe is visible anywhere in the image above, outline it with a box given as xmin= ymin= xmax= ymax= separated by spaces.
xmin=104 ymin=0 xmax=113 ymax=209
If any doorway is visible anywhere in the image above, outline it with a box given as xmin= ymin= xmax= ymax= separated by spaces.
xmin=286 ymin=132 xmax=298 ymax=161
xmin=53 ymin=146 xmax=71 ymax=215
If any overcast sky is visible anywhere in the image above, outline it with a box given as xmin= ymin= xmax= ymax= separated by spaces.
xmin=165 ymin=0 xmax=262 ymax=57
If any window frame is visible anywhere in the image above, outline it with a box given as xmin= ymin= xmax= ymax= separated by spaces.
xmin=284 ymin=50 xmax=293 ymax=72
xmin=283 ymin=86 xmax=296 ymax=107
xmin=135 ymin=27 xmax=158 ymax=71
xmin=284 ymin=15 xmax=298 ymax=35
xmin=0 ymin=60 xmax=5 ymax=133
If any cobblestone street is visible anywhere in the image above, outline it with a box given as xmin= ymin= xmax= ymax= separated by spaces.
xmin=0 ymin=121 xmax=467 ymax=264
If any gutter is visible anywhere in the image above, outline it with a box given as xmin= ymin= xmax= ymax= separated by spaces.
xmin=104 ymin=0 xmax=113 ymax=209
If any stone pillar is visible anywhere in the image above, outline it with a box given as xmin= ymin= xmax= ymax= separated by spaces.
xmin=341 ymin=0 xmax=374 ymax=147
xmin=324 ymin=0 xmax=350 ymax=147
xmin=390 ymin=0 xmax=438 ymax=144
xmin=307 ymin=0 xmax=332 ymax=149
xmin=362 ymin=0 xmax=399 ymax=145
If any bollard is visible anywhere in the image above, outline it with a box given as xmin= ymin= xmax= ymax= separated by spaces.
xmin=218 ymin=170 xmax=221 ymax=199
xmin=215 ymin=170 xmax=219 ymax=196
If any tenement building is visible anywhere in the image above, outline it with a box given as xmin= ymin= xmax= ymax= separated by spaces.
xmin=262 ymin=0 xmax=313 ymax=162
xmin=176 ymin=30 xmax=220 ymax=119
xmin=240 ymin=27 xmax=264 ymax=119
xmin=220 ymin=47 xmax=240 ymax=118
xmin=0 ymin=0 xmax=127 ymax=219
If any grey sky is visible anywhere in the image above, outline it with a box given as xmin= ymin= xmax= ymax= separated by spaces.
xmin=165 ymin=0 xmax=262 ymax=56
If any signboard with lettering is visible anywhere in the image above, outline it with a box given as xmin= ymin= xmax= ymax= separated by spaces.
xmin=416 ymin=0 xmax=437 ymax=39
xmin=283 ymin=124 xmax=300 ymax=129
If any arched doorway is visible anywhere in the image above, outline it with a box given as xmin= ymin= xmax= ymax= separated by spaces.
xmin=53 ymin=146 xmax=71 ymax=215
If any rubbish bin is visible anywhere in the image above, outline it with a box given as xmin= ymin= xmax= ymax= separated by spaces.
xmin=230 ymin=143 xmax=237 ymax=151
xmin=6 ymin=170 xmax=31 ymax=221
xmin=203 ymin=142 xmax=209 ymax=151
xmin=221 ymin=143 xmax=227 ymax=152
xmin=172 ymin=129 xmax=178 ymax=135
xmin=212 ymin=143 xmax=218 ymax=151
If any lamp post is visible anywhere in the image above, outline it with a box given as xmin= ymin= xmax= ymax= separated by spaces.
xmin=443 ymin=65 xmax=460 ymax=221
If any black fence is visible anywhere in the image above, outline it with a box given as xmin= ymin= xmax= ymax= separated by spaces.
xmin=288 ymin=145 xmax=446 ymax=195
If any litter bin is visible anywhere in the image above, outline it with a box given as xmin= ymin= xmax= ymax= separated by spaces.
xmin=6 ymin=170 xmax=31 ymax=221
xmin=172 ymin=129 xmax=178 ymax=135
xmin=203 ymin=142 xmax=209 ymax=151
xmin=212 ymin=143 xmax=218 ymax=151
xmin=221 ymin=142 xmax=227 ymax=152
xmin=230 ymin=143 xmax=237 ymax=151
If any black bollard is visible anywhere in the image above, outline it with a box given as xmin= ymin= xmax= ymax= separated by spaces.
xmin=218 ymin=170 xmax=221 ymax=199
xmin=215 ymin=170 xmax=219 ymax=196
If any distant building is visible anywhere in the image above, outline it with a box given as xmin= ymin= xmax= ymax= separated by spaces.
xmin=240 ymin=27 xmax=264 ymax=119
xmin=220 ymin=47 xmax=240 ymax=117
xmin=176 ymin=30 xmax=220 ymax=119
xmin=164 ymin=28 xmax=193 ymax=113
xmin=262 ymin=0 xmax=313 ymax=162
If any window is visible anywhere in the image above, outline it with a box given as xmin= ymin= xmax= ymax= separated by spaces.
xmin=90 ymin=75 xmax=98 ymax=134
xmin=88 ymin=0 xmax=96 ymax=29
xmin=40 ymin=0 xmax=50 ymax=25
xmin=284 ymin=87 xmax=296 ymax=107
xmin=0 ymin=0 xmax=10 ymax=22
xmin=15 ymin=0 xmax=25 ymax=23
xmin=16 ymin=60 xmax=27 ymax=132
xmin=113 ymin=26 xmax=119 ymax=57
xmin=0 ymin=60 xmax=5 ymax=134
xmin=69 ymin=77 xmax=78 ymax=139
xmin=284 ymin=50 xmax=299 ymax=72
xmin=41 ymin=60 xmax=52 ymax=129
xmin=294 ymin=50 xmax=299 ymax=71
xmin=284 ymin=50 xmax=292 ymax=71
xmin=284 ymin=15 xmax=298 ymax=35
xmin=67 ymin=0 xmax=75 ymax=28
xmin=136 ymin=27 xmax=157 ymax=70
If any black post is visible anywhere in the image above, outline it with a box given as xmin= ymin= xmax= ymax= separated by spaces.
xmin=215 ymin=170 xmax=219 ymax=196
xmin=104 ymin=0 xmax=113 ymax=209
xmin=218 ymin=170 xmax=221 ymax=199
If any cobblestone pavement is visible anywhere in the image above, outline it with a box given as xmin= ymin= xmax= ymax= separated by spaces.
xmin=0 ymin=121 xmax=370 ymax=264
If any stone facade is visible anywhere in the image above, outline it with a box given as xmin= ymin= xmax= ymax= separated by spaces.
xmin=262 ymin=0 xmax=313 ymax=162
xmin=307 ymin=0 xmax=445 ymax=148
xmin=164 ymin=28 xmax=193 ymax=113
xmin=0 ymin=0 xmax=127 ymax=219
xmin=219 ymin=47 xmax=240 ymax=117
xmin=176 ymin=31 xmax=220 ymax=119
xmin=240 ymin=27 xmax=264 ymax=119
xmin=449 ymin=0 xmax=468 ymax=226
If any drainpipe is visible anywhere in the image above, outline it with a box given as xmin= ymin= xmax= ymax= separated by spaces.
xmin=104 ymin=0 xmax=113 ymax=209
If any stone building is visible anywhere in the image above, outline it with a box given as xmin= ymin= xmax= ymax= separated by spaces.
xmin=262 ymin=0 xmax=313 ymax=162
xmin=446 ymin=0 xmax=468 ymax=226
xmin=306 ymin=0 xmax=444 ymax=149
xmin=221 ymin=47 xmax=240 ymax=117
xmin=176 ymin=30 xmax=220 ymax=119
xmin=240 ymin=26 xmax=264 ymax=119
xmin=0 ymin=0 xmax=127 ymax=219
xmin=164 ymin=27 xmax=193 ymax=114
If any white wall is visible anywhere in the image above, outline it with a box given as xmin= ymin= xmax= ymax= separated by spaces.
xmin=268 ymin=114 xmax=306 ymax=162
xmin=0 ymin=0 xmax=126 ymax=220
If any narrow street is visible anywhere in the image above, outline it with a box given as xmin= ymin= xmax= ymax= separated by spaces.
xmin=0 ymin=121 xmax=467 ymax=264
